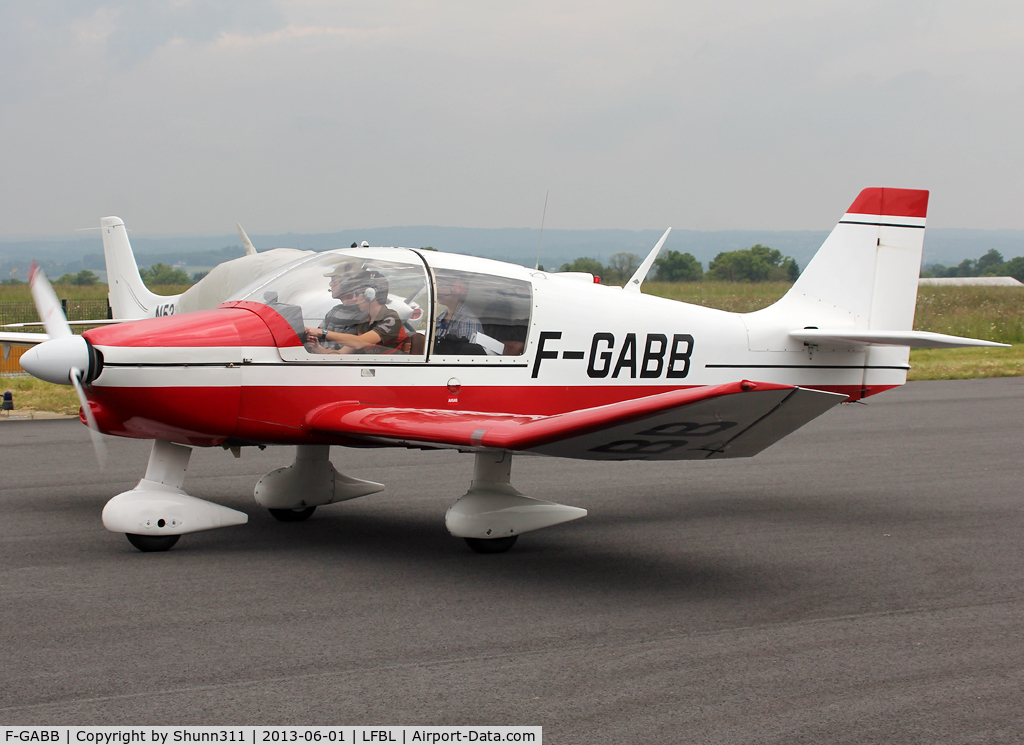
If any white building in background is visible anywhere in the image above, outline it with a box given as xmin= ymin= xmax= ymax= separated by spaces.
xmin=919 ymin=277 xmax=1023 ymax=286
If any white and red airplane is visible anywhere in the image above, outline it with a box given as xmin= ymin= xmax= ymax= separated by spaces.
xmin=15 ymin=188 xmax=1009 ymax=554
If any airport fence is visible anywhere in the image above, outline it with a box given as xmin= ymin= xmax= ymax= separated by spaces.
xmin=0 ymin=299 xmax=110 ymax=375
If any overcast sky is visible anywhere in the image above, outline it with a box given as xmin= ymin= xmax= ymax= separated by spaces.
xmin=2 ymin=1 xmax=1022 ymax=237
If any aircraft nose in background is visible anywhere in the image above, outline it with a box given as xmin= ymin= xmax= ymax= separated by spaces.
xmin=18 ymin=335 xmax=91 ymax=385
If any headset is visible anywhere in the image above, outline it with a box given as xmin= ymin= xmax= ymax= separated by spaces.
xmin=358 ymin=271 xmax=389 ymax=304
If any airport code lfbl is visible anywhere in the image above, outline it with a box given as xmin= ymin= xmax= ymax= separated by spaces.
xmin=2 ymin=730 xmax=540 ymax=745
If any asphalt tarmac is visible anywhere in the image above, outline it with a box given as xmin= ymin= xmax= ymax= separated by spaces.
xmin=1 ymin=378 xmax=1023 ymax=742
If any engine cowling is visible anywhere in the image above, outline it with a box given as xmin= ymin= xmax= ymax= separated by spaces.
xmin=80 ymin=308 xmax=280 ymax=446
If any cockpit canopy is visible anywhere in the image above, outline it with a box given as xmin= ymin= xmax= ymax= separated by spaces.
xmin=228 ymin=247 xmax=533 ymax=358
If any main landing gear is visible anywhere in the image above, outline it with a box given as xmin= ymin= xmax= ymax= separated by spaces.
xmin=464 ymin=535 xmax=519 ymax=554
xmin=254 ymin=445 xmax=384 ymax=522
xmin=101 ymin=443 xmax=586 ymax=554
xmin=268 ymin=506 xmax=317 ymax=522
xmin=445 ymin=450 xmax=587 ymax=554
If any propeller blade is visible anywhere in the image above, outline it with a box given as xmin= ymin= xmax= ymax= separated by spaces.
xmin=71 ymin=367 xmax=107 ymax=470
xmin=29 ymin=261 xmax=72 ymax=339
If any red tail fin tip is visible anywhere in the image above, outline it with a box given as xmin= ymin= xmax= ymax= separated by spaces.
xmin=846 ymin=188 xmax=929 ymax=219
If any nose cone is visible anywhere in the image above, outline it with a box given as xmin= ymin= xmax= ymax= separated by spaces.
xmin=19 ymin=335 xmax=91 ymax=385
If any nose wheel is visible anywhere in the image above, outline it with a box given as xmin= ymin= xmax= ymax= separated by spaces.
xmin=268 ymin=506 xmax=317 ymax=522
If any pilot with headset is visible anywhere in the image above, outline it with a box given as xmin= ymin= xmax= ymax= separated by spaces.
xmin=305 ymin=261 xmax=364 ymax=351
xmin=306 ymin=267 xmax=402 ymax=354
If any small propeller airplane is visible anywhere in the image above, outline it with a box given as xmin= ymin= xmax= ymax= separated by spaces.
xmin=9 ymin=188 xmax=1011 ymax=554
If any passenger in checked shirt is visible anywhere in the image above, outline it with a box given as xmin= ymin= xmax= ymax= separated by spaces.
xmin=434 ymin=275 xmax=482 ymax=346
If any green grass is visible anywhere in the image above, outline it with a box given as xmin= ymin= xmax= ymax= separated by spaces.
xmin=646 ymin=281 xmax=1022 ymax=380
xmin=645 ymin=282 xmax=1024 ymax=343
xmin=908 ymin=346 xmax=1024 ymax=380
xmin=0 ymin=283 xmax=189 ymax=302
xmin=0 ymin=375 xmax=81 ymax=415
xmin=914 ymin=286 xmax=1024 ymax=344
xmin=644 ymin=281 xmax=790 ymax=313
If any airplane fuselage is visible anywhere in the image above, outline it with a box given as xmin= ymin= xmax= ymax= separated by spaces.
xmin=80 ymin=248 xmax=906 ymax=450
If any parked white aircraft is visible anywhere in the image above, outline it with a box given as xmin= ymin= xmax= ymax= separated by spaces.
xmin=104 ymin=220 xmax=310 ymax=319
xmin=1 ymin=221 xmax=310 ymax=355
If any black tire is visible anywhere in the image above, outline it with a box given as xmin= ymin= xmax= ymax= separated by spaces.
xmin=269 ymin=506 xmax=317 ymax=522
xmin=464 ymin=535 xmax=518 ymax=554
xmin=126 ymin=533 xmax=180 ymax=552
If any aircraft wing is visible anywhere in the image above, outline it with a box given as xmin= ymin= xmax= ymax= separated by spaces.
xmin=2 ymin=319 xmax=124 ymax=328
xmin=1 ymin=331 xmax=50 ymax=345
xmin=1 ymin=331 xmax=48 ymax=367
xmin=304 ymin=381 xmax=847 ymax=460
xmin=1 ymin=320 xmax=129 ymax=350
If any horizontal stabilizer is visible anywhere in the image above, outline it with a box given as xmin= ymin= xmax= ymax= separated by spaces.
xmin=304 ymin=381 xmax=847 ymax=461
xmin=790 ymin=329 xmax=1010 ymax=349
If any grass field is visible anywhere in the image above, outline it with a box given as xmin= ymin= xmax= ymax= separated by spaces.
xmin=1 ymin=282 xmax=1020 ymax=413
xmin=0 ymin=283 xmax=188 ymax=302
xmin=643 ymin=281 xmax=792 ymax=313
xmin=642 ymin=282 xmax=1024 ymax=380
xmin=906 ymin=345 xmax=1024 ymax=380
xmin=0 ymin=374 xmax=82 ymax=415
xmin=645 ymin=282 xmax=1024 ymax=345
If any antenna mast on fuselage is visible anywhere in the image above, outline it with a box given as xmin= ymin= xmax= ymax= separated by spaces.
xmin=534 ymin=190 xmax=548 ymax=271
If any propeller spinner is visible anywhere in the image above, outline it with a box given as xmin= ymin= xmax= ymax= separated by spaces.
xmin=20 ymin=262 xmax=107 ymax=468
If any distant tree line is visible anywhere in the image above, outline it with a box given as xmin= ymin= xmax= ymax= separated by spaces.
xmin=559 ymin=253 xmax=652 ymax=284
xmin=52 ymin=263 xmax=193 ymax=286
xmin=54 ymin=270 xmax=101 ymax=286
xmin=139 ymin=263 xmax=191 ymax=285
xmin=7 ymin=264 xmax=198 ymax=287
xmin=30 ymin=246 xmax=1024 ymax=293
xmin=923 ymin=249 xmax=1024 ymax=281
xmin=80 ymin=244 xmax=246 ymax=272
xmin=706 ymin=245 xmax=799 ymax=282
xmin=559 ymin=245 xmax=799 ymax=283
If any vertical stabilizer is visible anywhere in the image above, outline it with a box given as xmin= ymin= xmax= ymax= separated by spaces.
xmin=101 ymin=217 xmax=176 ymax=319
xmin=743 ymin=187 xmax=930 ymax=396
xmin=779 ymin=188 xmax=929 ymax=331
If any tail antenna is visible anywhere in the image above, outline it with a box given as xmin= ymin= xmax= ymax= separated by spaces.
xmin=534 ymin=190 xmax=548 ymax=271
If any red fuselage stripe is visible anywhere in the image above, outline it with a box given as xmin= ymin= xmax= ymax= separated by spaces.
xmin=82 ymin=382 xmax=888 ymax=446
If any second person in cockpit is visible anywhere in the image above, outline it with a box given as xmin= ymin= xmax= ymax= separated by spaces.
xmin=306 ymin=269 xmax=403 ymax=354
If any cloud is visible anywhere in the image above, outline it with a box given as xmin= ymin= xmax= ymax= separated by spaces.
xmin=2 ymin=1 xmax=1023 ymax=235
